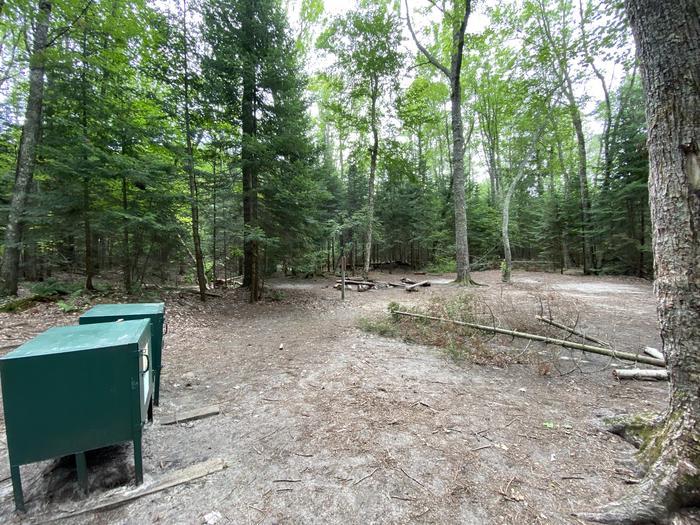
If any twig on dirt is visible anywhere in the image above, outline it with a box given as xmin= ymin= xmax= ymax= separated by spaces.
xmin=561 ymin=475 xmax=585 ymax=480
xmin=293 ymin=452 xmax=313 ymax=457
xmin=353 ymin=467 xmax=379 ymax=486
xmin=499 ymin=475 xmax=522 ymax=501
xmin=275 ymin=488 xmax=293 ymax=492
xmin=411 ymin=401 xmax=439 ymax=412
xmin=248 ymin=504 xmax=265 ymax=513
xmin=398 ymin=467 xmax=434 ymax=495
xmin=390 ymin=494 xmax=417 ymax=501
xmin=260 ymin=426 xmax=285 ymax=441
xmin=469 ymin=444 xmax=493 ymax=452
xmin=272 ymin=479 xmax=302 ymax=483
xmin=261 ymin=398 xmax=281 ymax=402
xmin=504 ymin=417 xmax=520 ymax=428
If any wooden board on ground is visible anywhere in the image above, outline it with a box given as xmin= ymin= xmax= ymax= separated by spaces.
xmin=405 ymin=281 xmax=430 ymax=292
xmin=38 ymin=458 xmax=227 ymax=522
xmin=160 ymin=405 xmax=220 ymax=426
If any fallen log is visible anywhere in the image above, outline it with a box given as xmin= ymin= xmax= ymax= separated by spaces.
xmin=536 ymin=316 xmax=611 ymax=347
xmin=400 ymin=278 xmax=417 ymax=285
xmin=335 ymin=279 xmax=376 ymax=287
xmin=392 ymin=310 xmax=666 ymax=367
xmin=613 ymin=369 xmax=668 ymax=381
xmin=644 ymin=347 xmax=665 ymax=362
xmin=405 ymin=281 xmax=430 ymax=292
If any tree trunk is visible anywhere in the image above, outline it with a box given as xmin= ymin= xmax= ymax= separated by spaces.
xmin=579 ymin=1 xmax=700 ymax=522
xmin=241 ymin=1 xmax=258 ymax=300
xmin=363 ymin=77 xmax=379 ymax=278
xmin=121 ymin=174 xmax=131 ymax=293
xmin=501 ymin=178 xmax=517 ymax=283
xmin=406 ymin=0 xmax=472 ymax=284
xmin=181 ymin=0 xmax=207 ymax=302
xmin=83 ymin=179 xmax=94 ymax=290
xmin=0 ymin=1 xmax=51 ymax=296
xmin=536 ymin=0 xmax=594 ymax=275
xmin=80 ymin=27 xmax=94 ymax=291
xmin=451 ymin=71 xmax=471 ymax=284
xmin=501 ymin=123 xmax=547 ymax=283
xmin=568 ymin=97 xmax=594 ymax=275
xmin=578 ymin=0 xmax=612 ymax=187
xmin=211 ymin=156 xmax=217 ymax=284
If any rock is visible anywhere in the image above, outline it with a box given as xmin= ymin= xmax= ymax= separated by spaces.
xmin=203 ymin=511 xmax=222 ymax=524
xmin=182 ymin=371 xmax=196 ymax=387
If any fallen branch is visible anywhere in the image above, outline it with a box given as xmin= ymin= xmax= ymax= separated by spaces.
xmin=160 ymin=405 xmax=220 ymax=426
xmin=536 ymin=316 xmax=611 ymax=347
xmin=405 ymin=281 xmax=430 ymax=292
xmin=392 ymin=310 xmax=666 ymax=367
xmin=613 ymin=369 xmax=668 ymax=381
xmin=40 ymin=458 xmax=227 ymax=522
xmin=643 ymin=347 xmax=665 ymax=362
xmin=335 ymin=279 xmax=376 ymax=287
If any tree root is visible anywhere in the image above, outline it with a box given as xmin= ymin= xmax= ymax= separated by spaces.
xmin=604 ymin=413 xmax=663 ymax=450
xmin=578 ymin=411 xmax=700 ymax=524
xmin=453 ymin=277 xmax=487 ymax=287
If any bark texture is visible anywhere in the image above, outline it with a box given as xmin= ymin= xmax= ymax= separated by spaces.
xmin=1 ymin=1 xmax=51 ymax=296
xmin=579 ymin=1 xmax=700 ymax=523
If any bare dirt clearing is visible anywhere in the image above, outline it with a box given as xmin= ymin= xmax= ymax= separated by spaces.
xmin=0 ymin=271 xmax=667 ymax=524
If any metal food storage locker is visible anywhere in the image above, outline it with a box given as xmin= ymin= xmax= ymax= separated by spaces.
xmin=0 ymin=319 xmax=153 ymax=511
xmin=79 ymin=302 xmax=165 ymax=405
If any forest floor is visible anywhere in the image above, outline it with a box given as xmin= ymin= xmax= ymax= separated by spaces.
xmin=0 ymin=270 xmax=669 ymax=524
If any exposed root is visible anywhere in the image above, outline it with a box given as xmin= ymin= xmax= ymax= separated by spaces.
xmin=604 ymin=413 xmax=663 ymax=450
xmin=579 ymin=411 xmax=700 ymax=524
xmin=453 ymin=276 xmax=487 ymax=287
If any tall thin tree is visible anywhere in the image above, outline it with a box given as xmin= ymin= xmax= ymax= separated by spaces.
xmin=181 ymin=0 xmax=207 ymax=301
xmin=1 ymin=1 xmax=51 ymax=295
xmin=406 ymin=0 xmax=475 ymax=284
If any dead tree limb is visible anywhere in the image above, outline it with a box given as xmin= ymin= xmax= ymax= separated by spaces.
xmin=643 ymin=346 xmax=665 ymax=362
xmin=405 ymin=281 xmax=430 ymax=292
xmin=536 ymin=315 xmax=611 ymax=347
xmin=393 ymin=310 xmax=666 ymax=367
xmin=613 ymin=369 xmax=668 ymax=381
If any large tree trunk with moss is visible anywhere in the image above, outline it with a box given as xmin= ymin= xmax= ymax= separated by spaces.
xmin=580 ymin=1 xmax=700 ymax=523
xmin=0 ymin=1 xmax=51 ymax=296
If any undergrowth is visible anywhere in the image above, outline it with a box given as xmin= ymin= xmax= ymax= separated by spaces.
xmin=0 ymin=279 xmax=114 ymax=313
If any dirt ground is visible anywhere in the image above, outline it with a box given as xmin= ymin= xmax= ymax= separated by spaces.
xmin=0 ymin=270 xmax=671 ymax=524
